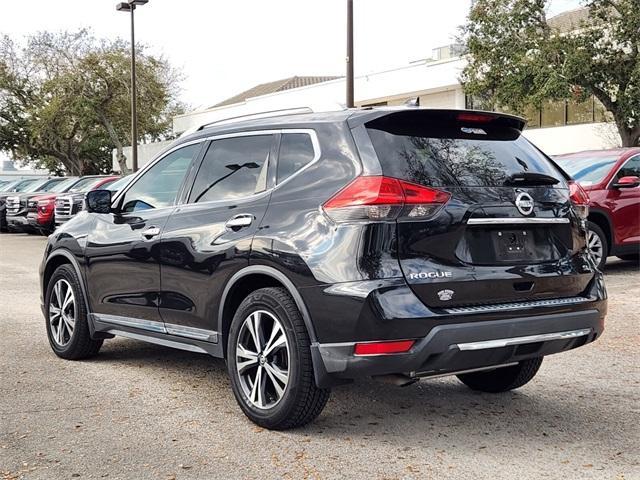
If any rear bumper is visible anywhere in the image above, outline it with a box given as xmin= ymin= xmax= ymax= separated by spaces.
xmin=305 ymin=271 xmax=607 ymax=388
xmin=311 ymin=309 xmax=603 ymax=386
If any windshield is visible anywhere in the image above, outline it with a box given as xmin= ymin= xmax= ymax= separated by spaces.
xmin=106 ymin=175 xmax=132 ymax=192
xmin=22 ymin=178 xmax=63 ymax=193
xmin=48 ymin=177 xmax=80 ymax=193
xmin=12 ymin=179 xmax=39 ymax=192
xmin=68 ymin=177 xmax=107 ymax=193
xmin=556 ymin=155 xmax=618 ymax=185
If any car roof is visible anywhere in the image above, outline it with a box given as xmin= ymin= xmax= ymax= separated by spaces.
xmin=174 ymin=108 xmax=527 ymax=148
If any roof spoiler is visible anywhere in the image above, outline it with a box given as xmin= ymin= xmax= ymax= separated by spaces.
xmin=349 ymin=108 xmax=527 ymax=132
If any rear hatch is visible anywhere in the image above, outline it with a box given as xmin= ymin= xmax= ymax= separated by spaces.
xmin=364 ymin=110 xmax=593 ymax=309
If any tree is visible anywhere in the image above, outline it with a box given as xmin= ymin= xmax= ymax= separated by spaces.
xmin=460 ymin=0 xmax=640 ymax=147
xmin=0 ymin=30 xmax=184 ymax=174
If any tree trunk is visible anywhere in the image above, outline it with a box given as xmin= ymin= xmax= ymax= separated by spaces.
xmin=96 ymin=110 xmax=130 ymax=174
xmin=618 ymin=124 xmax=640 ymax=147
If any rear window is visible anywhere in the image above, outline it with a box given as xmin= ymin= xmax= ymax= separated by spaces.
xmin=366 ymin=115 xmax=562 ymax=187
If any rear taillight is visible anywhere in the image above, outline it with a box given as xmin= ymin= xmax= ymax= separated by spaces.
xmin=323 ymin=176 xmax=451 ymax=223
xmin=569 ymin=181 xmax=589 ymax=219
xmin=354 ymin=340 xmax=415 ymax=356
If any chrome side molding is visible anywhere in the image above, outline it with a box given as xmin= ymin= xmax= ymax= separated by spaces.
xmin=92 ymin=313 xmax=218 ymax=343
xmin=456 ymin=328 xmax=591 ymax=351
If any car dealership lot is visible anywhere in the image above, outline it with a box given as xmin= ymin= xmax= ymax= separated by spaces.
xmin=1 ymin=233 xmax=638 ymax=480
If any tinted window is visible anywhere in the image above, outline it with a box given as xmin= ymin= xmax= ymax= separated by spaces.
xmin=557 ymin=155 xmax=618 ymax=185
xmin=122 ymin=144 xmax=198 ymax=212
xmin=277 ymin=133 xmax=316 ymax=183
xmin=68 ymin=177 xmax=105 ymax=193
xmin=190 ymin=135 xmax=272 ymax=203
xmin=366 ymin=120 xmax=561 ymax=187
xmin=615 ymin=155 xmax=640 ymax=181
xmin=13 ymin=179 xmax=39 ymax=192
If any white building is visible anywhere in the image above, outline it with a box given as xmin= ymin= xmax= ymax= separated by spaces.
xmin=117 ymin=9 xmax=620 ymax=171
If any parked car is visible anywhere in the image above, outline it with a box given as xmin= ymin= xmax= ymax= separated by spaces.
xmin=26 ymin=176 xmax=117 ymax=235
xmin=5 ymin=177 xmax=69 ymax=232
xmin=53 ymin=176 xmax=120 ymax=228
xmin=555 ymin=148 xmax=640 ymax=269
xmin=40 ymin=108 xmax=606 ymax=430
xmin=0 ymin=178 xmax=45 ymax=232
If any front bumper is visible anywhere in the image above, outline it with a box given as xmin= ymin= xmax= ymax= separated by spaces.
xmin=6 ymin=214 xmax=31 ymax=231
xmin=311 ymin=309 xmax=603 ymax=386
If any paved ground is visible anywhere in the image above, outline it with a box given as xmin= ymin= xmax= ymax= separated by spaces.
xmin=0 ymin=233 xmax=638 ymax=480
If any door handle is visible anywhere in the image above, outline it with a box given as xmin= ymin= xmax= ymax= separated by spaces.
xmin=141 ymin=226 xmax=161 ymax=239
xmin=225 ymin=214 xmax=253 ymax=229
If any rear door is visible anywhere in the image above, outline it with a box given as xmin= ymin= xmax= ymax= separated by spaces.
xmin=364 ymin=110 xmax=593 ymax=309
xmin=158 ymin=132 xmax=277 ymax=337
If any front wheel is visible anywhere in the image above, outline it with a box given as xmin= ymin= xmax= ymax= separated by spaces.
xmin=45 ymin=265 xmax=103 ymax=359
xmin=227 ymin=287 xmax=330 ymax=430
xmin=457 ymin=358 xmax=543 ymax=393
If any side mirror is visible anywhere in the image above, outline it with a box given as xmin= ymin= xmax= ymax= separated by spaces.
xmin=86 ymin=189 xmax=112 ymax=214
xmin=612 ymin=175 xmax=640 ymax=189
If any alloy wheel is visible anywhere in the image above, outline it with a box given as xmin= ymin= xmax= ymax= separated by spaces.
xmin=587 ymin=229 xmax=604 ymax=266
xmin=235 ymin=310 xmax=290 ymax=409
xmin=49 ymin=279 xmax=76 ymax=347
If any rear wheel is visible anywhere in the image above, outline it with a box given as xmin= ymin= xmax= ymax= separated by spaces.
xmin=457 ymin=358 xmax=543 ymax=393
xmin=227 ymin=287 xmax=330 ymax=430
xmin=45 ymin=265 xmax=103 ymax=359
xmin=586 ymin=221 xmax=608 ymax=269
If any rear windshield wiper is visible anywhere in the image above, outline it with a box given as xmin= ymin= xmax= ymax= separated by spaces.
xmin=503 ymin=172 xmax=560 ymax=186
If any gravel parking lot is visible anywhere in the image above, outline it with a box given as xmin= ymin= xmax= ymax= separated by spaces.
xmin=1 ymin=233 xmax=638 ymax=480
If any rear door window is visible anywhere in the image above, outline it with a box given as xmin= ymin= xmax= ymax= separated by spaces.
xmin=366 ymin=115 xmax=562 ymax=187
xmin=189 ymin=134 xmax=273 ymax=203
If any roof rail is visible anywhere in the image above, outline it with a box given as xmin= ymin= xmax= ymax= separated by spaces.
xmin=179 ymin=107 xmax=316 ymax=138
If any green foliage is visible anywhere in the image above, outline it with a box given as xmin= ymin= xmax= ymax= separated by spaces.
xmin=461 ymin=0 xmax=640 ymax=146
xmin=0 ymin=30 xmax=185 ymax=174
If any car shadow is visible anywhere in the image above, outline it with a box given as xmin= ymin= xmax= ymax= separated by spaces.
xmin=89 ymin=337 xmax=627 ymax=451
xmin=603 ymin=258 xmax=639 ymax=274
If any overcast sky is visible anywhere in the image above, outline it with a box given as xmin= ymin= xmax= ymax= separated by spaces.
xmin=0 ymin=0 xmax=582 ymax=112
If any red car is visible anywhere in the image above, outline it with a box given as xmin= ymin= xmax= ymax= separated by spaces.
xmin=555 ymin=148 xmax=640 ymax=268
xmin=29 ymin=176 xmax=120 ymax=234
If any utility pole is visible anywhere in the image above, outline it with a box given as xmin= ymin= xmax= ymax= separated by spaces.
xmin=346 ymin=0 xmax=354 ymax=108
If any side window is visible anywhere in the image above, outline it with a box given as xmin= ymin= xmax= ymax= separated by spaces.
xmin=277 ymin=133 xmax=316 ymax=183
xmin=190 ymin=135 xmax=273 ymax=203
xmin=615 ymin=155 xmax=640 ymax=181
xmin=121 ymin=144 xmax=198 ymax=212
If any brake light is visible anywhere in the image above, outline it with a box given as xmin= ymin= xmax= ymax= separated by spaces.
xmin=568 ymin=181 xmax=589 ymax=219
xmin=354 ymin=340 xmax=415 ymax=356
xmin=456 ymin=112 xmax=497 ymax=123
xmin=323 ymin=176 xmax=451 ymax=222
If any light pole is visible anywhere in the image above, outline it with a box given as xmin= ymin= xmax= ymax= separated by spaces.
xmin=346 ymin=0 xmax=354 ymax=108
xmin=116 ymin=0 xmax=148 ymax=172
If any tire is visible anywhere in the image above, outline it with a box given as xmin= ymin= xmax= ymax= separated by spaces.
xmin=45 ymin=264 xmax=103 ymax=360
xmin=587 ymin=221 xmax=608 ymax=270
xmin=227 ymin=287 xmax=330 ymax=430
xmin=617 ymin=254 xmax=639 ymax=263
xmin=457 ymin=357 xmax=543 ymax=393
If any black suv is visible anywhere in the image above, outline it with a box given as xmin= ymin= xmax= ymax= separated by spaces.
xmin=40 ymin=109 xmax=606 ymax=429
